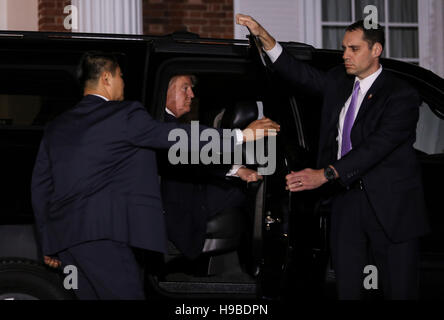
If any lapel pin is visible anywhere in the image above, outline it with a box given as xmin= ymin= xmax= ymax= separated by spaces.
xmin=368 ymin=94 xmax=373 ymax=100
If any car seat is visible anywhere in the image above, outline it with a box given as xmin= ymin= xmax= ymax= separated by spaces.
xmin=202 ymin=100 xmax=260 ymax=275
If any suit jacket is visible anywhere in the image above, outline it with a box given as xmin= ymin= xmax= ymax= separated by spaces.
xmin=159 ymin=113 xmax=246 ymax=259
xmin=31 ymin=95 xmax=228 ymax=256
xmin=273 ymin=49 xmax=430 ymax=242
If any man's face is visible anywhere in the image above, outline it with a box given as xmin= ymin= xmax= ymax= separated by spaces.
xmin=342 ymin=29 xmax=381 ymax=79
xmin=166 ymin=75 xmax=195 ymax=118
xmin=108 ymin=66 xmax=125 ymax=101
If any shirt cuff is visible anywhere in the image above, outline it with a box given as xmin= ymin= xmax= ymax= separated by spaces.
xmin=226 ymin=165 xmax=245 ymax=177
xmin=264 ymin=42 xmax=283 ymax=64
xmin=234 ymin=129 xmax=244 ymax=145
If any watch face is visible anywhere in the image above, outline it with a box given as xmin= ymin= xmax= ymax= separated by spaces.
xmin=325 ymin=168 xmax=335 ymax=181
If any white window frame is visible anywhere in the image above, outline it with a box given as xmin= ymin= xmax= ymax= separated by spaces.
xmin=320 ymin=0 xmax=420 ymax=64
xmin=233 ymin=0 xmax=436 ymax=73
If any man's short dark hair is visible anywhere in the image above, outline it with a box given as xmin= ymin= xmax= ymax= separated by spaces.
xmin=77 ymin=51 xmax=120 ymax=88
xmin=346 ymin=20 xmax=385 ymax=52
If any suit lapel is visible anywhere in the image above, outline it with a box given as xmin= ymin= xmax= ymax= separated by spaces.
xmin=327 ymin=76 xmax=355 ymax=133
xmin=354 ymin=70 xmax=386 ymax=125
xmin=318 ymin=75 xmax=354 ymax=165
xmin=318 ymin=69 xmax=387 ymax=166
xmin=164 ymin=113 xmax=178 ymax=123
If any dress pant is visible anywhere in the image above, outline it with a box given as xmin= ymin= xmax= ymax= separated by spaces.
xmin=330 ymin=187 xmax=420 ymax=300
xmin=57 ymin=239 xmax=145 ymax=300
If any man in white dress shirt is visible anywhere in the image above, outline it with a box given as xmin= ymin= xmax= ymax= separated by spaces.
xmin=236 ymin=15 xmax=429 ymax=300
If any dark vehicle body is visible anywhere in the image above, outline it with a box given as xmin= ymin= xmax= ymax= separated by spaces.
xmin=0 ymin=30 xmax=443 ymax=300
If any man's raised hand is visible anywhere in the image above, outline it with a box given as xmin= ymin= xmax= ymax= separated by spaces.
xmin=235 ymin=14 xmax=276 ymax=51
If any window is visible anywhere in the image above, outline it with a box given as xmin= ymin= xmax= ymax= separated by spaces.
xmin=0 ymin=69 xmax=80 ymax=127
xmin=321 ymin=0 xmax=419 ymax=64
xmin=0 ymin=67 xmax=80 ymax=218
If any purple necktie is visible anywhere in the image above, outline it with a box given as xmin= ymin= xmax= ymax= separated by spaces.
xmin=341 ymin=81 xmax=360 ymax=157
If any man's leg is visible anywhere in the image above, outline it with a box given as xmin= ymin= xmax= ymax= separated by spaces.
xmin=206 ymin=183 xmax=247 ymax=218
xmin=330 ymin=190 xmax=369 ymax=300
xmin=386 ymin=239 xmax=420 ymax=300
xmin=62 ymin=240 xmax=146 ymax=300
xmin=57 ymin=249 xmax=99 ymax=300
xmin=362 ymin=197 xmax=420 ymax=300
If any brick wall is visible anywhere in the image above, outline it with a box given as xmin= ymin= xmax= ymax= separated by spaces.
xmin=38 ymin=0 xmax=234 ymax=37
xmin=38 ymin=0 xmax=71 ymax=32
xmin=143 ymin=0 xmax=234 ymax=39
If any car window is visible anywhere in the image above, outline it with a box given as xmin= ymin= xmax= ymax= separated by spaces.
xmin=0 ymin=67 xmax=80 ymax=220
xmin=0 ymin=68 xmax=80 ymax=128
xmin=415 ymin=102 xmax=444 ymax=255
xmin=415 ymin=103 xmax=444 ymax=156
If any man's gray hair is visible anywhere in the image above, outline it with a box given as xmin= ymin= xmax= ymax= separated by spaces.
xmin=168 ymin=75 xmax=197 ymax=88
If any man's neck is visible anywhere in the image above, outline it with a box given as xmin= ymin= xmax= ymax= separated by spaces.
xmin=357 ymin=63 xmax=381 ymax=80
xmin=84 ymin=89 xmax=111 ymax=101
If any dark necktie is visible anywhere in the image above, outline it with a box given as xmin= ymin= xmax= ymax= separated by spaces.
xmin=341 ymin=81 xmax=360 ymax=157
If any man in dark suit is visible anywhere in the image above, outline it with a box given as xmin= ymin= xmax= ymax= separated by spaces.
xmin=31 ymin=52 xmax=279 ymax=299
xmin=236 ymin=15 xmax=429 ymax=299
xmin=160 ymin=75 xmax=262 ymax=259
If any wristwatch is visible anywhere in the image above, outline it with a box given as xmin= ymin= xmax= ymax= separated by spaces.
xmin=324 ymin=166 xmax=336 ymax=182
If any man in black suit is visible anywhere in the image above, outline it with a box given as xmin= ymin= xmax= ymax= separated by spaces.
xmin=31 ymin=52 xmax=279 ymax=299
xmin=160 ymin=75 xmax=262 ymax=259
xmin=237 ymin=15 xmax=429 ymax=299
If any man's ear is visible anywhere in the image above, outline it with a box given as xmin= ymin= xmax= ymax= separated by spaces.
xmin=372 ymin=42 xmax=383 ymax=58
xmin=100 ymin=71 xmax=112 ymax=86
xmin=165 ymin=81 xmax=176 ymax=108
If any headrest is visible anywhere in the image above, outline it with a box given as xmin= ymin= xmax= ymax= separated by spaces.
xmin=221 ymin=100 xmax=259 ymax=130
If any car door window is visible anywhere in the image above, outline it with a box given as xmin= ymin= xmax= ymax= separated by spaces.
xmin=0 ymin=67 xmax=79 ymax=221
xmin=415 ymin=103 xmax=444 ymax=256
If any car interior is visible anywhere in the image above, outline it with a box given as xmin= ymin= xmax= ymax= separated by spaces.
xmin=143 ymin=54 xmax=331 ymax=299
xmin=148 ymin=67 xmax=270 ymax=297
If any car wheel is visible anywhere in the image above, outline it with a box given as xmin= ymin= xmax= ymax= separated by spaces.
xmin=0 ymin=259 xmax=75 ymax=300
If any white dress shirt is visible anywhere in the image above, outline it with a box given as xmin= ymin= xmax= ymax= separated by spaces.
xmin=265 ymin=42 xmax=283 ymax=64
xmin=264 ymin=42 xmax=383 ymax=160
xmin=91 ymin=94 xmax=109 ymax=101
xmin=336 ymin=66 xmax=382 ymax=159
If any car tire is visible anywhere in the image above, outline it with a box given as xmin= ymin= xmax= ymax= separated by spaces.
xmin=0 ymin=259 xmax=75 ymax=300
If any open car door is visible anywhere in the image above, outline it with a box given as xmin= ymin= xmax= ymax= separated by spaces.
xmin=246 ymin=33 xmax=330 ymax=299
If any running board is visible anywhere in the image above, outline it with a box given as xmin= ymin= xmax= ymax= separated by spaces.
xmin=158 ymin=281 xmax=257 ymax=296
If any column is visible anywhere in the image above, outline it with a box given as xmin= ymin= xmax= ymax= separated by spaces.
xmin=71 ymin=0 xmax=143 ymax=34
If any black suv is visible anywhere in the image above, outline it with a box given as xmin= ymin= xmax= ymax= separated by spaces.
xmin=0 ymin=30 xmax=443 ymax=300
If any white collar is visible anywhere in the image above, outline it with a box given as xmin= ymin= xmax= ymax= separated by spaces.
xmin=165 ymin=108 xmax=176 ymax=118
xmin=355 ymin=65 xmax=383 ymax=95
xmin=91 ymin=94 xmax=109 ymax=101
